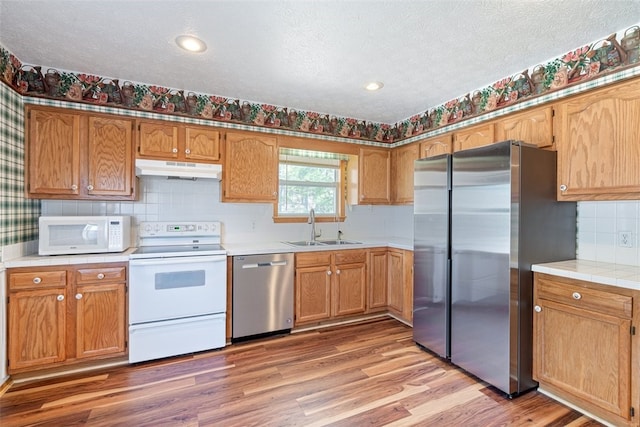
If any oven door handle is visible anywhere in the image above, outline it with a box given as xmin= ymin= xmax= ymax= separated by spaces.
xmin=129 ymin=255 xmax=227 ymax=266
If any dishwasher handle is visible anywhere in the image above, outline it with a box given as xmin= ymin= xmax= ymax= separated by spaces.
xmin=241 ymin=260 xmax=288 ymax=269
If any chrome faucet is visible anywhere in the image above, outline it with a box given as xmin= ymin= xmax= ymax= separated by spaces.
xmin=308 ymin=208 xmax=320 ymax=242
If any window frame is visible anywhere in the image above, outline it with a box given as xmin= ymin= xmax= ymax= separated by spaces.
xmin=273 ymin=158 xmax=347 ymax=223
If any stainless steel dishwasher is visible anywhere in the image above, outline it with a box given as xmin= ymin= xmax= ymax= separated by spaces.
xmin=232 ymin=252 xmax=294 ymax=341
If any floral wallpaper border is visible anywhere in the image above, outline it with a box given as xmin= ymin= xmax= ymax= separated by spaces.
xmin=1 ymin=23 xmax=639 ymax=144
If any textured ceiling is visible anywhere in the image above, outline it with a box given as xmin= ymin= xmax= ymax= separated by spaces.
xmin=0 ymin=0 xmax=638 ymax=124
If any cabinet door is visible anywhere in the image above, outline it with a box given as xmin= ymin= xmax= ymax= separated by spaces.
xmin=391 ymin=143 xmax=419 ymax=204
xmin=453 ymin=122 xmax=495 ymax=152
xmin=138 ymin=121 xmax=180 ymax=159
xmin=185 ymin=126 xmax=221 ymax=162
xmin=387 ymin=250 xmax=404 ymax=315
xmin=295 ymin=266 xmax=332 ymax=324
xmin=495 ymin=106 xmax=554 ymax=148
xmin=333 ymin=262 xmax=366 ymax=317
xmin=75 ymin=283 xmax=126 ymax=359
xmin=223 ymin=132 xmax=278 ymax=202
xmin=556 ymin=79 xmax=640 ymax=200
xmin=87 ymin=116 xmax=134 ymax=197
xmin=534 ymin=298 xmax=631 ymax=420
xmin=420 ymin=133 xmax=452 ymax=158
xmin=368 ymin=250 xmax=388 ymax=312
xmin=27 ymin=107 xmax=81 ymax=196
xmin=359 ymin=147 xmax=390 ymax=204
xmin=8 ymin=288 xmax=66 ymax=371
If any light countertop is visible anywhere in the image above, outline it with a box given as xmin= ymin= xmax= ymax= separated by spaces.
xmin=3 ymin=248 xmax=137 ymax=268
xmin=223 ymin=237 xmax=412 ymax=256
xmin=2 ymin=238 xmax=413 ymax=268
xmin=532 ymin=259 xmax=640 ymax=291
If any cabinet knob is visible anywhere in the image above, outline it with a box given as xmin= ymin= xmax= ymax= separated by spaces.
xmin=71 ymin=184 xmax=78 ymax=191
xmin=327 ymin=270 xmax=332 ymax=276
xmin=559 ymin=184 xmax=567 ymax=192
xmin=75 ymin=293 xmax=83 ymax=300
xmin=534 ymin=305 xmax=542 ymax=313
xmin=185 ymin=149 xmax=191 ymax=154
xmin=97 ymin=273 xmax=105 ymax=280
xmin=33 ymin=277 xmax=42 ymax=284
xmin=172 ymin=148 xmax=178 ymax=153
xmin=572 ymin=292 xmax=582 ymax=300
xmin=336 ymin=269 xmax=341 ymax=275
xmin=57 ymin=294 xmax=65 ymax=301
xmin=87 ymin=184 xmax=94 ymax=191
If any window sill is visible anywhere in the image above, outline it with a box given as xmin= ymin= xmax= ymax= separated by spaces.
xmin=273 ymin=216 xmax=345 ymax=224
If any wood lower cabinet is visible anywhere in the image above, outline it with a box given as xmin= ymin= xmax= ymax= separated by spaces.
xmin=453 ymin=122 xmax=495 ymax=152
xmin=295 ymin=250 xmax=366 ymax=325
xmin=137 ymin=120 xmax=221 ymax=162
xmin=494 ymin=105 xmax=554 ymax=149
xmin=26 ymin=105 xmax=136 ymax=200
xmin=357 ymin=147 xmax=391 ymax=204
xmin=7 ymin=263 xmax=127 ymax=374
xmin=555 ymin=78 xmax=640 ymax=201
xmin=533 ymin=273 xmax=639 ymax=426
xmin=223 ymin=131 xmax=278 ymax=202
xmin=387 ymin=248 xmax=414 ymax=324
xmin=367 ymin=249 xmax=388 ymax=312
xmin=391 ymin=143 xmax=419 ymax=204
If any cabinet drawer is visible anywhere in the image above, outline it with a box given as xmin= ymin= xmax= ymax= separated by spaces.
xmin=537 ymin=277 xmax=632 ymax=318
xmin=334 ymin=250 xmax=367 ymax=265
xmin=296 ymin=252 xmax=331 ymax=268
xmin=76 ymin=266 xmax=126 ymax=284
xmin=9 ymin=270 xmax=67 ymax=290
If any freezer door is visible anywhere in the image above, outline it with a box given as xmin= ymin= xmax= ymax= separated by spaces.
xmin=413 ymin=154 xmax=451 ymax=359
xmin=451 ymin=142 xmax=513 ymax=394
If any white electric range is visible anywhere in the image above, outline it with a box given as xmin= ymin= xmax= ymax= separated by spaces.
xmin=128 ymin=221 xmax=227 ymax=363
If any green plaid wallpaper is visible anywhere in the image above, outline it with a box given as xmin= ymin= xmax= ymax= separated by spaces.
xmin=0 ymin=81 xmax=40 ymax=246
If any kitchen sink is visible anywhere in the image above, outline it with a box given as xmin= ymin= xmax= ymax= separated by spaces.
xmin=285 ymin=240 xmax=328 ymax=246
xmin=284 ymin=240 xmax=362 ymax=247
xmin=317 ymin=240 xmax=362 ymax=245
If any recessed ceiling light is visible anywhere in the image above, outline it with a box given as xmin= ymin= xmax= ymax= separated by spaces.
xmin=365 ymin=81 xmax=384 ymax=91
xmin=175 ymin=35 xmax=207 ymax=53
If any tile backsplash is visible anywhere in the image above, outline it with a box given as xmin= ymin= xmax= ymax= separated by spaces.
xmin=41 ymin=176 xmax=414 ymax=245
xmin=577 ymin=201 xmax=640 ymax=266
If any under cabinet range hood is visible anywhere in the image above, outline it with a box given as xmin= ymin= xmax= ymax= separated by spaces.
xmin=135 ymin=159 xmax=222 ymax=180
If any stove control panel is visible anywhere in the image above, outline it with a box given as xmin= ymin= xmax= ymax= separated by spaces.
xmin=138 ymin=221 xmax=221 ymax=237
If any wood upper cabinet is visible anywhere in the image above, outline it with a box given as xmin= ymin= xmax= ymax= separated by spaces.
xmin=26 ymin=105 xmax=136 ymax=200
xmin=391 ymin=143 xmax=419 ymax=204
xmin=7 ymin=263 xmax=128 ymax=374
xmin=184 ymin=126 xmax=221 ymax=161
xmin=137 ymin=121 xmax=221 ymax=162
xmin=295 ymin=250 xmax=367 ymax=325
xmin=27 ymin=107 xmax=81 ymax=196
xmin=555 ymin=78 xmax=640 ymax=201
xmin=367 ymin=249 xmax=388 ymax=312
xmin=495 ymin=105 xmax=554 ymax=149
xmin=223 ymin=131 xmax=278 ymax=202
xmin=533 ymin=273 xmax=638 ymax=426
xmin=419 ymin=133 xmax=452 ymax=158
xmin=453 ymin=122 xmax=495 ymax=152
xmin=138 ymin=121 xmax=179 ymax=159
xmin=358 ymin=147 xmax=391 ymax=204
xmin=87 ymin=116 xmax=133 ymax=196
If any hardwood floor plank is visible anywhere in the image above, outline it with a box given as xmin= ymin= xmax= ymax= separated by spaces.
xmin=0 ymin=317 xmax=603 ymax=426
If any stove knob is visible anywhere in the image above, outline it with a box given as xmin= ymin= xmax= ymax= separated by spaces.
xmin=203 ymin=224 xmax=209 ymax=231
xmin=210 ymin=223 xmax=217 ymax=232
xmin=188 ymin=225 xmax=195 ymax=231
xmin=144 ymin=224 xmax=152 ymax=232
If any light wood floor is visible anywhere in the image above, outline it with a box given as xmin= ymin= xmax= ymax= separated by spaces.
xmin=1 ymin=317 xmax=603 ymax=426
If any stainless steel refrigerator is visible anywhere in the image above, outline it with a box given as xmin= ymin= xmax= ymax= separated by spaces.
xmin=413 ymin=140 xmax=576 ymax=397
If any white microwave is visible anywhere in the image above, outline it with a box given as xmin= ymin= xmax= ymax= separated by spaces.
xmin=39 ymin=216 xmax=132 ymax=255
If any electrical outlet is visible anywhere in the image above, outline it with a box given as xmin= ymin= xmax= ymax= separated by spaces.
xmin=618 ymin=231 xmax=633 ymax=248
